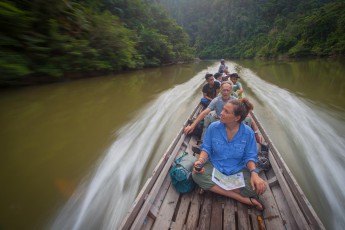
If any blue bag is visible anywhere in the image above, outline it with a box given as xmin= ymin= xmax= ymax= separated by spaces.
xmin=170 ymin=152 xmax=198 ymax=193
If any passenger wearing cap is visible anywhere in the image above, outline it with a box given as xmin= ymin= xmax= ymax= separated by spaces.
xmin=230 ymin=73 xmax=244 ymax=98
xmin=218 ymin=59 xmax=227 ymax=74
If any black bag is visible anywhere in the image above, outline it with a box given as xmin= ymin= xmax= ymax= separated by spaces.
xmin=257 ymin=144 xmax=271 ymax=171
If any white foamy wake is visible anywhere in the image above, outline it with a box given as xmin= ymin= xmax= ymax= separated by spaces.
xmin=50 ymin=63 xmax=223 ymax=230
xmin=238 ymin=66 xmax=345 ymax=229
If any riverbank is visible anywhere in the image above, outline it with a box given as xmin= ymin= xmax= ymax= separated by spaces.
xmin=0 ymin=58 xmax=202 ymax=89
xmin=0 ymin=70 xmax=111 ymax=88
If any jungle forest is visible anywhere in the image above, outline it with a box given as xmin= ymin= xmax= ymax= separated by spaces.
xmin=0 ymin=0 xmax=344 ymax=85
xmin=158 ymin=0 xmax=345 ymax=59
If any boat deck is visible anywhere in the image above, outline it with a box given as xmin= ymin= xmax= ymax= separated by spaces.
xmin=133 ymin=138 xmax=296 ymax=230
xmin=120 ymin=105 xmax=324 ymax=230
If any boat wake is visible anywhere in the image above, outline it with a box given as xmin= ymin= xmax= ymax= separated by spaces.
xmin=238 ymin=65 xmax=345 ymax=230
xmin=49 ymin=64 xmax=221 ymax=230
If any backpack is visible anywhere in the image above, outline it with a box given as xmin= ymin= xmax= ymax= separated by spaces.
xmin=169 ymin=152 xmax=198 ymax=193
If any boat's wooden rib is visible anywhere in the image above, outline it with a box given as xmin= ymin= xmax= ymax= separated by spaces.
xmin=120 ymin=104 xmax=325 ymax=230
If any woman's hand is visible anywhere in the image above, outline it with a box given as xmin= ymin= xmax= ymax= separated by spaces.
xmin=184 ymin=125 xmax=195 ymax=134
xmin=250 ymin=173 xmax=267 ymax=195
xmin=193 ymin=160 xmax=204 ymax=173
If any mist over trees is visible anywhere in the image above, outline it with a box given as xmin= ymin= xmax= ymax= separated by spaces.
xmin=158 ymin=0 xmax=345 ymax=59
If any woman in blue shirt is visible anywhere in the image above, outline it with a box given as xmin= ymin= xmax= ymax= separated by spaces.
xmin=192 ymin=98 xmax=267 ymax=210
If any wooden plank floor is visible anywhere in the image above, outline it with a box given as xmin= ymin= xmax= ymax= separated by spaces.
xmin=139 ymin=157 xmax=301 ymax=230
xmin=122 ymin=106 xmax=323 ymax=230
xmin=145 ymin=185 xmax=267 ymax=230
xmin=133 ymin=117 xmax=307 ymax=229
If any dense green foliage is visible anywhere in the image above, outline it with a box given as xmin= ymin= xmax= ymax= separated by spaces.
xmin=0 ymin=0 xmax=194 ymax=84
xmin=158 ymin=0 xmax=345 ymax=59
xmin=1 ymin=0 xmax=344 ymax=84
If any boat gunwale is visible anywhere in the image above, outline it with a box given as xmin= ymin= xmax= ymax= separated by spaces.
xmin=251 ymin=111 xmax=325 ymax=230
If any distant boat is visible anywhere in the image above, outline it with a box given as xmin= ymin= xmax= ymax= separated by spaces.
xmin=120 ymin=103 xmax=325 ymax=230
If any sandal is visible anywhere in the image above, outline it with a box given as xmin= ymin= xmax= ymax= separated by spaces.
xmin=249 ymin=197 xmax=265 ymax=211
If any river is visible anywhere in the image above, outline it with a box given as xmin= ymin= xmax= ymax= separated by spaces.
xmin=0 ymin=58 xmax=344 ymax=230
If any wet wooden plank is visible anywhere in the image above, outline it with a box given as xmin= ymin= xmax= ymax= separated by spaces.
xmin=170 ymin=192 xmax=193 ymax=229
xmin=198 ymin=191 xmax=212 ymax=230
xmin=266 ymin=168 xmax=298 ymax=230
xmin=141 ymin=217 xmax=154 ymax=230
xmin=267 ymin=176 xmax=278 ymax=187
xmin=210 ymin=194 xmax=223 ymax=230
xmin=268 ymin=153 xmax=311 ymax=230
xmin=270 ymin=184 xmax=298 ymax=230
xmin=185 ymin=188 xmax=201 ymax=230
xmin=260 ymin=171 xmax=285 ymax=230
xmin=149 ymin=175 xmax=171 ymax=219
xmin=237 ymin=202 xmax=250 ymax=230
xmin=224 ymin=198 xmax=236 ymax=230
xmin=249 ymin=210 xmax=261 ymax=230
xmin=152 ymin=183 xmax=180 ymax=230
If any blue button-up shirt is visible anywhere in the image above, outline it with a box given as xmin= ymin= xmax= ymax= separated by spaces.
xmin=201 ymin=121 xmax=257 ymax=175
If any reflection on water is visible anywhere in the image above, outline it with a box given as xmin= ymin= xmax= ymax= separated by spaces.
xmin=0 ymin=61 xmax=214 ymax=230
xmin=236 ymin=58 xmax=345 ymax=112
xmin=238 ymin=61 xmax=345 ymax=230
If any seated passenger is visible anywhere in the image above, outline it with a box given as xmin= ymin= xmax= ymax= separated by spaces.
xmin=192 ymin=98 xmax=267 ymax=211
xmin=214 ymin=72 xmax=222 ymax=85
xmin=200 ymin=73 xmax=220 ymax=107
xmin=222 ymin=67 xmax=230 ymax=80
xmin=230 ymin=73 xmax=244 ymax=98
xmin=218 ymin=59 xmax=227 ymax=74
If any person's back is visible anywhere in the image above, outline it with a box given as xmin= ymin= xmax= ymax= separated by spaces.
xmin=218 ymin=59 xmax=227 ymax=74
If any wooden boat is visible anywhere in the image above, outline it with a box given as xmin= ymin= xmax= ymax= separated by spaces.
xmin=120 ymin=103 xmax=325 ymax=230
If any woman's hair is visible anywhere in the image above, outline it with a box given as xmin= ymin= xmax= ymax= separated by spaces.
xmin=229 ymin=98 xmax=254 ymax=122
